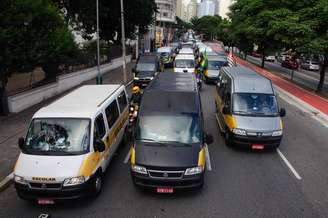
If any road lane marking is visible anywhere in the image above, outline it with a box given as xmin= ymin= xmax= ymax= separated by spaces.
xmin=123 ymin=147 xmax=132 ymax=164
xmin=0 ymin=172 xmax=14 ymax=192
xmin=276 ymin=148 xmax=302 ymax=180
xmin=204 ymin=144 xmax=212 ymax=171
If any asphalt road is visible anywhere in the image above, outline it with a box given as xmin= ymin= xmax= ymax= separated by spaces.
xmin=246 ymin=56 xmax=328 ymax=94
xmin=1 ymin=66 xmax=328 ymax=218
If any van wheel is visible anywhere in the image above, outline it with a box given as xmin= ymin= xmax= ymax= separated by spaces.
xmin=91 ymin=172 xmax=103 ymax=197
xmin=225 ymin=130 xmax=232 ymax=147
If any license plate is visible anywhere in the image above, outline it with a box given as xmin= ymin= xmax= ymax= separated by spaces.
xmin=252 ymin=144 xmax=264 ymax=150
xmin=157 ymin=187 xmax=174 ymax=193
xmin=38 ymin=199 xmax=55 ymax=205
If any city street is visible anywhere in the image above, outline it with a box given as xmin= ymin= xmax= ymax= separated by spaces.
xmin=1 ymin=66 xmax=328 ymax=217
xmin=246 ymin=56 xmax=328 ymax=94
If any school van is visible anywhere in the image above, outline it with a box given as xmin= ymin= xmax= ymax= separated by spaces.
xmin=14 ymin=85 xmax=129 ymax=202
xmin=174 ymin=54 xmax=196 ymax=73
xmin=215 ymin=67 xmax=286 ymax=150
xmin=130 ymin=72 xmax=213 ymax=192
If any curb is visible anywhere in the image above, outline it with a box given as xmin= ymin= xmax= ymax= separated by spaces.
xmin=0 ymin=173 xmax=14 ymax=193
xmin=275 ymin=85 xmax=328 ymax=128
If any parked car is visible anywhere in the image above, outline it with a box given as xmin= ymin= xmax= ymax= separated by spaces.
xmin=281 ymin=58 xmax=299 ymax=70
xmin=301 ymin=60 xmax=320 ymax=71
xmin=265 ymin=56 xmax=275 ymax=62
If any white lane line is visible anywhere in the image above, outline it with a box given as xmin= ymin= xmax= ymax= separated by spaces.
xmin=204 ymin=144 xmax=212 ymax=171
xmin=276 ymin=148 xmax=302 ymax=180
xmin=0 ymin=172 xmax=14 ymax=192
xmin=123 ymin=147 xmax=132 ymax=164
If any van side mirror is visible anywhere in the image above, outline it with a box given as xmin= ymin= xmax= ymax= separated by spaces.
xmin=280 ymin=108 xmax=286 ymax=117
xmin=18 ymin=137 xmax=25 ymax=150
xmin=205 ymin=133 xmax=214 ymax=144
xmin=222 ymin=105 xmax=230 ymax=115
xmin=94 ymin=139 xmax=106 ymax=152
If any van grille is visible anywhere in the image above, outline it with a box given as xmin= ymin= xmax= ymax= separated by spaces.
xmin=29 ymin=182 xmax=62 ymax=189
xmin=148 ymin=170 xmax=184 ymax=179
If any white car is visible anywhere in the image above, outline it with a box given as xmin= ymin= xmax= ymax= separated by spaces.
xmin=174 ymin=54 xmax=195 ymax=73
xmin=301 ymin=60 xmax=320 ymax=71
xmin=265 ymin=56 xmax=275 ymax=62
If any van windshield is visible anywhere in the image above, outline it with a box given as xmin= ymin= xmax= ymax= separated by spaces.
xmin=23 ymin=118 xmax=90 ymax=155
xmin=175 ymin=59 xmax=195 ymax=68
xmin=136 ymin=113 xmax=201 ymax=144
xmin=233 ymin=93 xmax=279 ymax=117
xmin=207 ymin=60 xmax=228 ymax=70
xmin=136 ymin=63 xmax=156 ymax=72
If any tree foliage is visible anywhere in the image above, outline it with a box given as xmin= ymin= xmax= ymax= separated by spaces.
xmin=52 ymin=0 xmax=157 ymax=42
xmin=0 ymin=0 xmax=77 ymax=87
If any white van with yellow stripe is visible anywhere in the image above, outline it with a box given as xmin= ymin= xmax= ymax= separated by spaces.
xmin=14 ymin=85 xmax=129 ymax=202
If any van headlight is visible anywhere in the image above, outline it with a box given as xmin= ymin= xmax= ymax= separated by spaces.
xmin=131 ymin=165 xmax=147 ymax=174
xmin=232 ymin=128 xmax=247 ymax=136
xmin=134 ymin=77 xmax=139 ymax=80
xmin=185 ymin=166 xmax=203 ymax=175
xmin=63 ymin=176 xmax=85 ymax=187
xmin=14 ymin=175 xmax=27 ymax=185
xmin=272 ymin=130 xmax=283 ymax=137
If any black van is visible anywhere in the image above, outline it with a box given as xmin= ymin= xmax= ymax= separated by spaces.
xmin=133 ymin=53 xmax=160 ymax=88
xmin=130 ymin=72 xmax=213 ymax=192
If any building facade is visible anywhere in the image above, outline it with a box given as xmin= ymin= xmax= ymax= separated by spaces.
xmin=155 ymin=0 xmax=176 ymax=23
xmin=187 ymin=0 xmax=197 ymax=21
xmin=218 ymin=0 xmax=234 ymax=18
xmin=197 ymin=0 xmax=216 ymax=17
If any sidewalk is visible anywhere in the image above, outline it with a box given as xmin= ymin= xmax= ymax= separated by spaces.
xmin=209 ymin=43 xmax=328 ymax=116
xmin=0 ymin=62 xmax=134 ymax=182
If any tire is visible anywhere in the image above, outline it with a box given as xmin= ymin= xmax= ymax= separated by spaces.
xmin=90 ymin=171 xmax=103 ymax=197
xmin=224 ymin=129 xmax=232 ymax=147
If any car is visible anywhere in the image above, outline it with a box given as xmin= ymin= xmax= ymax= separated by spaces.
xmin=215 ymin=66 xmax=286 ymax=149
xmin=14 ymin=85 xmax=129 ymax=202
xmin=281 ymin=58 xmax=298 ymax=70
xmin=265 ymin=56 xmax=275 ymax=62
xmin=178 ymin=47 xmax=194 ymax=55
xmin=204 ymin=56 xmax=229 ymax=84
xmin=130 ymin=72 xmax=213 ymax=191
xmin=174 ymin=54 xmax=196 ymax=73
xmin=133 ymin=53 xmax=160 ymax=88
xmin=301 ymin=60 xmax=320 ymax=71
xmin=157 ymin=47 xmax=174 ymax=68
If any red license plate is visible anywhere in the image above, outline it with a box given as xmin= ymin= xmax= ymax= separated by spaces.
xmin=252 ymin=144 xmax=264 ymax=150
xmin=38 ymin=199 xmax=55 ymax=205
xmin=157 ymin=187 xmax=174 ymax=193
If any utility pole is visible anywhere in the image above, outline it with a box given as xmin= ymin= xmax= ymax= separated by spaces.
xmin=136 ymin=26 xmax=139 ymax=60
xmin=120 ymin=0 xmax=127 ymax=84
xmin=96 ymin=0 xmax=102 ymax=84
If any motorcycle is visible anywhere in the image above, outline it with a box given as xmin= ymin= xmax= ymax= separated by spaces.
xmin=196 ymin=67 xmax=203 ymax=91
xmin=127 ymin=102 xmax=139 ymax=141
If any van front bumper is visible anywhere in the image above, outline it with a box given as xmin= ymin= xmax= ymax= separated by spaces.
xmin=131 ymin=171 xmax=204 ymax=190
xmin=134 ymin=79 xmax=152 ymax=87
xmin=204 ymin=75 xmax=219 ymax=83
xmin=15 ymin=178 xmax=93 ymax=201
xmin=229 ymin=132 xmax=282 ymax=149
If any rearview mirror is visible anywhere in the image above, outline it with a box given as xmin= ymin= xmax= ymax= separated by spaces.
xmin=205 ymin=133 xmax=214 ymax=145
xmin=94 ymin=139 xmax=106 ymax=152
xmin=280 ymin=108 xmax=286 ymax=117
xmin=18 ymin=137 xmax=25 ymax=150
xmin=222 ymin=105 xmax=230 ymax=115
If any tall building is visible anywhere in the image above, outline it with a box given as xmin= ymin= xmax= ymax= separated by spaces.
xmin=197 ymin=0 xmax=216 ymax=18
xmin=176 ymin=0 xmax=183 ymax=19
xmin=215 ymin=0 xmax=220 ymax=16
xmin=155 ymin=0 xmax=176 ymax=23
xmin=218 ymin=0 xmax=234 ymax=18
xmin=187 ymin=0 xmax=197 ymax=21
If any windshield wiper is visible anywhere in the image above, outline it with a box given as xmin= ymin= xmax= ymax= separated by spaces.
xmin=137 ymin=138 xmax=167 ymax=147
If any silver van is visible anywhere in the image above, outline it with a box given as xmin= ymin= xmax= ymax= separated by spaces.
xmin=215 ymin=67 xmax=286 ymax=149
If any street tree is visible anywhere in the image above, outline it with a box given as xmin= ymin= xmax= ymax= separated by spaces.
xmin=52 ymin=0 xmax=157 ymax=42
xmin=0 ymin=0 xmax=77 ymax=114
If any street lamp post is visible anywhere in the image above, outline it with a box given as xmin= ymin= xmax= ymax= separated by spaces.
xmin=120 ymin=0 xmax=127 ymax=84
xmin=96 ymin=0 xmax=102 ymax=84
